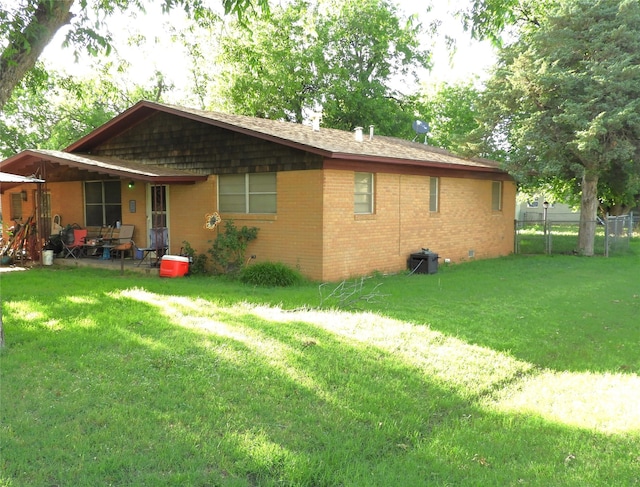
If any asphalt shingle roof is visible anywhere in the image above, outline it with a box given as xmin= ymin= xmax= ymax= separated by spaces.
xmin=165 ymin=103 xmax=502 ymax=171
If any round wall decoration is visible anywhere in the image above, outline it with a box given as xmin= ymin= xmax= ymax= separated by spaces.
xmin=204 ymin=212 xmax=221 ymax=230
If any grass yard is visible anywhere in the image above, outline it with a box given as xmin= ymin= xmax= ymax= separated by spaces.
xmin=1 ymin=242 xmax=639 ymax=486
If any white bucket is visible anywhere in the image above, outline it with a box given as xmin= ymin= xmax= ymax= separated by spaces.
xmin=43 ymin=250 xmax=54 ymax=266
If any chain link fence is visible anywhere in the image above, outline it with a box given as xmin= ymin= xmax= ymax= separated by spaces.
xmin=514 ymin=213 xmax=637 ymax=256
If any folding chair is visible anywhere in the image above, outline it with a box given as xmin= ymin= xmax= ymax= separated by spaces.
xmin=62 ymin=228 xmax=87 ymax=259
xmin=109 ymin=225 xmax=135 ymax=260
xmin=136 ymin=227 xmax=168 ymax=267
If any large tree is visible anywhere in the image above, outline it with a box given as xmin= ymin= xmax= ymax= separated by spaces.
xmin=458 ymin=0 xmax=553 ymax=45
xmin=479 ymin=0 xmax=640 ymax=255
xmin=1 ymin=62 xmax=172 ymax=158
xmin=212 ymin=0 xmax=430 ymax=136
xmin=415 ymin=81 xmax=481 ymax=154
xmin=0 ymin=0 xmax=268 ymax=111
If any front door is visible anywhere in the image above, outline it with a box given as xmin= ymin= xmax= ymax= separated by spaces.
xmin=146 ymin=184 xmax=169 ymax=247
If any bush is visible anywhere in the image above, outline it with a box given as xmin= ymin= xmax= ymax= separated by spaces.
xmin=240 ymin=261 xmax=303 ymax=287
xmin=208 ymin=220 xmax=259 ymax=276
xmin=181 ymin=241 xmax=208 ymax=275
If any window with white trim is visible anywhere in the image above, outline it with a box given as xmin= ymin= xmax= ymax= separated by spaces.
xmin=429 ymin=177 xmax=439 ymax=212
xmin=85 ymin=181 xmax=122 ymax=226
xmin=491 ymin=181 xmax=503 ymax=211
xmin=354 ymin=172 xmax=374 ymax=214
xmin=218 ymin=172 xmax=277 ymax=213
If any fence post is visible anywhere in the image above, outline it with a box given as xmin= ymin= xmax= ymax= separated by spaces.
xmin=605 ymin=213 xmax=609 ymax=257
xmin=543 ymin=201 xmax=549 ymax=255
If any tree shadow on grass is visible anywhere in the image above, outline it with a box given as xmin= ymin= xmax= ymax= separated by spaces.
xmin=3 ymin=286 xmax=639 ymax=486
xmin=371 ymin=256 xmax=640 ymax=376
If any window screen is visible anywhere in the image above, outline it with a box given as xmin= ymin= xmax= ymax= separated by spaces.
xmin=429 ymin=177 xmax=439 ymax=212
xmin=491 ymin=181 xmax=503 ymax=211
xmin=354 ymin=172 xmax=374 ymax=214
xmin=219 ymin=173 xmax=276 ymax=213
xmin=10 ymin=193 xmax=23 ymax=221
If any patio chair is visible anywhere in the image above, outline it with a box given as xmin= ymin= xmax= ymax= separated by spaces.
xmin=62 ymin=228 xmax=88 ymax=259
xmin=109 ymin=225 xmax=135 ymax=260
xmin=136 ymin=227 xmax=168 ymax=267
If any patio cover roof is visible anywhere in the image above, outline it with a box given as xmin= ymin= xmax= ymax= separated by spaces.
xmin=0 ymin=149 xmax=208 ymax=185
xmin=0 ymin=171 xmax=45 ymax=193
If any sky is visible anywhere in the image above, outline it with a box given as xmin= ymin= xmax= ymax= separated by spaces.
xmin=40 ymin=0 xmax=496 ymax=101
xmin=395 ymin=0 xmax=496 ymax=85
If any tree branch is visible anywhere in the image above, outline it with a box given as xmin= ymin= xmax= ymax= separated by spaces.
xmin=0 ymin=0 xmax=74 ymax=111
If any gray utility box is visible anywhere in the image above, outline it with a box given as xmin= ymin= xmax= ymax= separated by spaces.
xmin=408 ymin=251 xmax=439 ymax=274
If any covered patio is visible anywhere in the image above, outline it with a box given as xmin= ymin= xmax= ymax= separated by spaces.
xmin=0 ymin=171 xmax=45 ymax=265
xmin=0 ymin=149 xmax=206 ymax=267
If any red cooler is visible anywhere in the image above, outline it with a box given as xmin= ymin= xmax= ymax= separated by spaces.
xmin=160 ymin=255 xmax=189 ymax=278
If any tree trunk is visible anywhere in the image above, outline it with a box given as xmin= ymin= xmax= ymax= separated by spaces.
xmin=578 ymin=173 xmax=599 ymax=256
xmin=0 ymin=0 xmax=75 ymax=111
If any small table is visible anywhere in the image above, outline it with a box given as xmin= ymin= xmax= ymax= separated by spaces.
xmin=82 ymin=238 xmax=103 ymax=258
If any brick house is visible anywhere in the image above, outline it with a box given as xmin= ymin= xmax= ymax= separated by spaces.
xmin=0 ymin=100 xmax=515 ymax=281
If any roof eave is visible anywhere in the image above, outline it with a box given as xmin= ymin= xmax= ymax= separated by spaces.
xmin=326 ymin=152 xmax=509 ymax=175
xmin=0 ymin=150 xmax=208 ymax=184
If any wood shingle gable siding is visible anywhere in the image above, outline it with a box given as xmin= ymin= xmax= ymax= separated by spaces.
xmin=91 ymin=112 xmax=324 ymax=175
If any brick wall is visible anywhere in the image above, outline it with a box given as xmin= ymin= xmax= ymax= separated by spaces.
xmin=168 ymin=177 xmax=217 ymax=255
xmin=165 ymin=168 xmax=515 ymax=281
xmin=319 ymin=170 xmax=516 ymax=281
xmin=174 ymin=171 xmax=325 ymax=278
xmin=3 ymin=167 xmax=514 ymax=282
xmin=121 ymin=182 xmax=147 ymax=245
xmin=0 ymin=182 xmax=85 ymax=237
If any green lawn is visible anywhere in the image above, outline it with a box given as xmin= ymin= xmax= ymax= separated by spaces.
xmin=1 ymin=243 xmax=639 ymax=486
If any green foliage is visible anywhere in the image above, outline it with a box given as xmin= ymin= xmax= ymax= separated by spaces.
xmin=239 ymin=261 xmax=304 ymax=287
xmin=478 ymin=0 xmax=640 ymax=251
xmin=207 ymin=219 xmax=259 ymax=275
xmin=212 ymin=0 xmax=429 ymax=137
xmin=0 ymin=0 xmax=269 ymax=111
xmin=415 ymin=81 xmax=482 ymax=154
xmin=458 ymin=0 xmax=554 ymax=46
xmin=0 ymin=62 xmax=169 ymax=158
xmin=181 ymin=240 xmax=208 ymax=275
xmin=221 ymin=0 xmax=269 ymax=20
